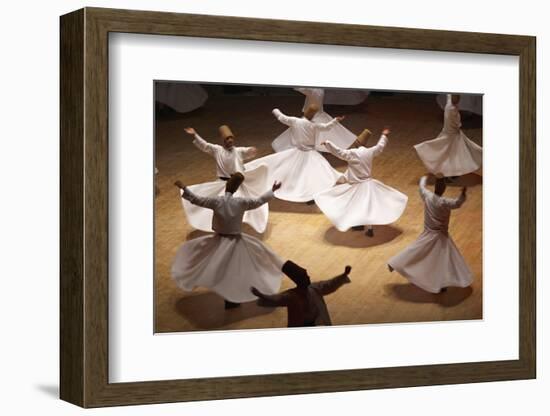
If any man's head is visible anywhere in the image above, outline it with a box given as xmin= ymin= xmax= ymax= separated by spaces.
xmin=434 ymin=177 xmax=447 ymax=196
xmin=219 ymin=125 xmax=235 ymax=149
xmin=355 ymin=128 xmax=372 ymax=147
xmin=303 ymin=104 xmax=319 ymax=120
xmin=282 ymin=260 xmax=311 ymax=289
xmin=225 ymin=172 xmax=245 ymax=194
xmin=451 ymin=94 xmax=461 ymax=106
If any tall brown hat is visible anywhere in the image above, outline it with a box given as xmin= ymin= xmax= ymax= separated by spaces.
xmin=303 ymin=104 xmax=319 ymax=120
xmin=282 ymin=260 xmax=311 ymax=288
xmin=219 ymin=125 xmax=234 ymax=140
xmin=225 ymin=172 xmax=245 ymax=193
xmin=356 ymin=129 xmax=372 ymax=146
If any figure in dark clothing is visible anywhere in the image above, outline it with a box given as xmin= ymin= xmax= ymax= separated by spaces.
xmin=251 ymin=261 xmax=351 ymax=327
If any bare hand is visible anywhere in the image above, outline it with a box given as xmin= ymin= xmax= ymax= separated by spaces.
xmin=320 ymin=141 xmax=328 ymax=147
xmin=382 ymin=127 xmax=391 ymax=135
xmin=184 ymin=127 xmax=196 ymax=135
xmin=344 ymin=265 xmax=352 ymax=275
xmin=336 ymin=115 xmax=346 ymax=122
xmin=174 ymin=180 xmax=186 ymax=190
xmin=272 ymin=181 xmax=282 ymax=192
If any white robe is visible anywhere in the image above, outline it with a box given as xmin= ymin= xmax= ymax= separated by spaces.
xmin=436 ymin=94 xmax=482 ymax=115
xmin=314 ymin=135 xmax=408 ymax=231
xmin=415 ymin=94 xmax=482 ymax=177
xmin=387 ymin=176 xmax=473 ymax=293
xmin=271 ymin=88 xmax=357 ymax=153
xmin=246 ymin=109 xmax=343 ymax=202
xmin=155 ymin=83 xmax=208 ymax=113
xmin=180 ymin=134 xmax=270 ymax=233
xmin=172 ymin=189 xmax=283 ymax=303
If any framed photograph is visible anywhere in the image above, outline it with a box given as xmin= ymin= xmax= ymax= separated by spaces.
xmin=60 ymin=7 xmax=536 ymax=408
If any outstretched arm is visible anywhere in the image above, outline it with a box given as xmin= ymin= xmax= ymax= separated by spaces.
xmin=272 ymin=108 xmax=297 ymax=127
xmin=239 ymin=181 xmax=281 ymax=211
xmin=442 ymin=187 xmax=467 ymax=209
xmin=311 ymin=266 xmax=352 ymax=296
xmin=251 ymin=287 xmax=290 ymax=307
xmin=322 ymin=140 xmax=354 ymax=162
xmin=184 ymin=127 xmax=219 ymax=156
xmin=175 ymin=181 xmax=219 ymax=209
xmin=418 ymin=175 xmax=430 ymax=201
xmin=369 ymin=132 xmax=389 ymax=157
xmin=315 ymin=115 xmax=344 ymax=131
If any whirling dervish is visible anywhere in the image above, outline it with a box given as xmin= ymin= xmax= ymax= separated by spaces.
xmin=172 ymin=174 xmax=284 ymax=309
xmin=414 ymin=94 xmax=482 ymax=177
xmin=179 ymin=125 xmax=270 ymax=233
xmin=271 ymin=87 xmax=358 ymax=153
xmin=387 ymin=175 xmax=473 ymax=294
xmin=251 ymin=261 xmax=352 ymax=327
xmin=245 ymin=104 xmax=344 ymax=203
xmin=315 ymin=128 xmax=408 ymax=237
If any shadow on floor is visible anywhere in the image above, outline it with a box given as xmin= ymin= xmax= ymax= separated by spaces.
xmin=175 ymin=292 xmax=275 ymax=330
xmin=268 ymin=198 xmax=322 ymax=214
xmin=386 ymin=282 xmax=473 ymax=307
xmin=419 ymin=172 xmax=482 ymax=188
xmin=324 ymin=225 xmax=403 ymax=248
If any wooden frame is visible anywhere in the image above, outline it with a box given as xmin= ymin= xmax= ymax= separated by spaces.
xmin=60 ymin=7 xmax=536 ymax=408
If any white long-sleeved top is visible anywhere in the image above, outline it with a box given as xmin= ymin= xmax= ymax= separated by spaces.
xmin=294 ymin=87 xmax=325 ymax=113
xmin=419 ymin=176 xmax=466 ymax=233
xmin=442 ymin=94 xmax=462 ymax=135
xmin=324 ymin=134 xmax=388 ymax=184
xmin=272 ymin=109 xmax=339 ymax=151
xmin=182 ymin=188 xmax=274 ymax=235
xmin=192 ymin=134 xmax=256 ymax=178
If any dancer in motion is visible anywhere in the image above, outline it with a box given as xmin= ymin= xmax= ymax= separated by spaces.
xmin=245 ymin=104 xmax=344 ymax=203
xmin=315 ymin=127 xmax=408 ymax=237
xmin=271 ymin=87 xmax=357 ymax=153
xmin=414 ymin=94 xmax=482 ymax=177
xmin=172 ymin=174 xmax=284 ymax=309
xmin=387 ymin=175 xmax=473 ymax=293
xmin=251 ymin=261 xmax=352 ymax=327
xmin=180 ymin=125 xmax=270 ymax=233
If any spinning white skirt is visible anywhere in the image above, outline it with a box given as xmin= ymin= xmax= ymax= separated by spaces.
xmin=172 ymin=233 xmax=284 ymax=303
xmin=246 ymin=148 xmax=343 ymax=202
xmin=414 ymin=131 xmax=482 ymax=177
xmin=271 ymin=111 xmax=357 ymax=153
xmin=181 ymin=164 xmax=269 ymax=233
xmin=388 ymin=229 xmax=473 ymax=293
xmin=315 ymin=179 xmax=408 ymax=231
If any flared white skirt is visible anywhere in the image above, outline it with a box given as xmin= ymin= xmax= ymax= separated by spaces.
xmin=171 ymin=233 xmax=284 ymax=303
xmin=246 ymin=148 xmax=343 ymax=202
xmin=414 ymin=131 xmax=482 ymax=177
xmin=271 ymin=111 xmax=357 ymax=153
xmin=181 ymin=164 xmax=269 ymax=233
xmin=315 ymin=179 xmax=408 ymax=231
xmin=388 ymin=229 xmax=473 ymax=293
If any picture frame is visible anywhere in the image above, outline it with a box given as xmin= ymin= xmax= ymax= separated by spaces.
xmin=60 ymin=7 xmax=536 ymax=408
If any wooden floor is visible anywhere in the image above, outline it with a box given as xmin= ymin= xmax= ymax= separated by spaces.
xmin=154 ymin=92 xmax=483 ymax=333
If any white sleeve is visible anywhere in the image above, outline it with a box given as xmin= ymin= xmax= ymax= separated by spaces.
xmin=272 ymin=108 xmax=297 ymax=127
xmin=324 ymin=140 xmax=354 ymax=162
xmin=192 ymin=134 xmax=219 ymax=156
xmin=442 ymin=191 xmax=466 ymax=209
xmin=369 ymin=134 xmax=388 ymax=157
xmin=240 ymin=190 xmax=274 ymax=211
xmin=418 ymin=176 xmax=430 ymax=201
xmin=182 ymin=188 xmax=219 ymax=209
xmin=315 ymin=117 xmax=339 ymax=131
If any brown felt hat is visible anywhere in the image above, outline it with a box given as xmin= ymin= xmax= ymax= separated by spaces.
xmin=282 ymin=260 xmax=311 ymax=288
xmin=225 ymin=172 xmax=245 ymax=193
xmin=303 ymin=104 xmax=319 ymax=120
xmin=356 ymin=129 xmax=372 ymax=146
xmin=219 ymin=125 xmax=234 ymax=140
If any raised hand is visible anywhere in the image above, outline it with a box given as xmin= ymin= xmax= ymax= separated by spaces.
xmin=382 ymin=127 xmax=391 ymax=135
xmin=174 ymin=180 xmax=186 ymax=190
xmin=335 ymin=115 xmax=346 ymax=122
xmin=184 ymin=127 xmax=196 ymax=135
xmin=344 ymin=265 xmax=352 ymax=275
xmin=272 ymin=181 xmax=282 ymax=192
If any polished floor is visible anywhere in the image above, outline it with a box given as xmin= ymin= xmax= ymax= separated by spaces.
xmin=154 ymin=91 xmax=483 ymax=333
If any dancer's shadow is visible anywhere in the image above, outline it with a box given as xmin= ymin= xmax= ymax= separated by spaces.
xmin=175 ymin=292 xmax=275 ymax=330
xmin=324 ymin=225 xmax=403 ymax=248
xmin=386 ymin=283 xmax=473 ymax=307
